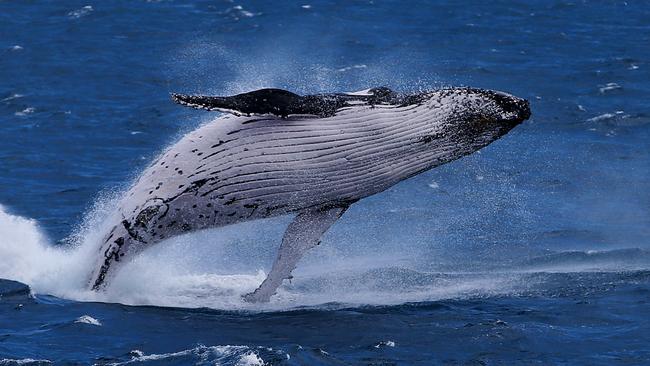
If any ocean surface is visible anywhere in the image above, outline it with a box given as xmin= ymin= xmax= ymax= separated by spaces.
xmin=1 ymin=1 xmax=649 ymax=364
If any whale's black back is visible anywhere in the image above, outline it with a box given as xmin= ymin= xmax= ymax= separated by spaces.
xmin=171 ymin=87 xmax=402 ymax=117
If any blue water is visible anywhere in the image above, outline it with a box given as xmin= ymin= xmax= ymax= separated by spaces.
xmin=1 ymin=1 xmax=649 ymax=364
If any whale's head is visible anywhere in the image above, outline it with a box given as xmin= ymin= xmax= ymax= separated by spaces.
xmin=413 ymin=87 xmax=530 ymax=163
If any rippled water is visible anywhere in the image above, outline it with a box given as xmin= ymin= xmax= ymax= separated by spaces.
xmin=0 ymin=1 xmax=649 ymax=365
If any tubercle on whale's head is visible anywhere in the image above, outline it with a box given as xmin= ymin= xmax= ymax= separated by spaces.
xmin=455 ymin=87 xmax=529 ymax=133
xmin=416 ymin=87 xmax=530 ymax=148
xmin=479 ymin=88 xmax=530 ymax=128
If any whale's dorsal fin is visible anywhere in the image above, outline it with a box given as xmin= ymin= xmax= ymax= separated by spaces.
xmin=171 ymin=87 xmax=398 ymax=118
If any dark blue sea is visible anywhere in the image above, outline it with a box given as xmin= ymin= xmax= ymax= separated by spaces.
xmin=1 ymin=1 xmax=649 ymax=365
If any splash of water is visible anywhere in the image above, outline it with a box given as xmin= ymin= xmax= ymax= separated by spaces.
xmin=0 ymin=196 xmax=123 ymax=299
xmin=0 ymin=201 xmax=518 ymax=310
xmin=2 ymin=46 xmax=640 ymax=310
xmin=1 ymin=197 xmax=648 ymax=311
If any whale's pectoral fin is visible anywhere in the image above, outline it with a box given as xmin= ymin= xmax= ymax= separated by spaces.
xmin=171 ymin=88 xmax=306 ymax=117
xmin=242 ymin=204 xmax=350 ymax=303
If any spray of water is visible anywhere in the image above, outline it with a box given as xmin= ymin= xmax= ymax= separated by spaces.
xmin=2 ymin=42 xmax=640 ymax=311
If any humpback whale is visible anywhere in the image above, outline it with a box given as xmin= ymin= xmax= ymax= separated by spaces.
xmin=88 ymin=86 xmax=530 ymax=302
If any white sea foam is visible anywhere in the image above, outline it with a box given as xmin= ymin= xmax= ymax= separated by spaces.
xmin=67 ymin=5 xmax=93 ymax=19
xmin=587 ymin=111 xmax=627 ymax=123
xmin=75 ymin=315 xmax=102 ymax=326
xmin=0 ymin=202 xmax=524 ymax=310
xmin=0 ymin=206 xmax=63 ymax=286
xmin=128 ymin=350 xmax=144 ymax=357
xmin=0 ymin=359 xmax=51 ymax=365
xmin=0 ymin=201 xmax=580 ymax=310
xmin=107 ymin=345 xmax=270 ymax=366
xmin=223 ymin=5 xmax=260 ymax=19
xmin=598 ymin=82 xmax=622 ymax=93
xmin=0 ymin=196 xmax=121 ymax=301
xmin=374 ymin=340 xmax=396 ymax=348
xmin=236 ymin=352 xmax=265 ymax=366
xmin=14 ymin=107 xmax=35 ymax=116
xmin=1 ymin=93 xmax=24 ymax=102
xmin=337 ymin=64 xmax=368 ymax=73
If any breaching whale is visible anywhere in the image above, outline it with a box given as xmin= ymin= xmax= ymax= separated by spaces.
xmin=88 ymin=86 xmax=530 ymax=302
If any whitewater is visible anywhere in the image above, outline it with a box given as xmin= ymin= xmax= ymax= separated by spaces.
xmin=3 ymin=200 xmax=649 ymax=312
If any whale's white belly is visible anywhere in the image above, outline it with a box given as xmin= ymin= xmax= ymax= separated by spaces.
xmin=119 ymin=102 xmax=445 ymax=231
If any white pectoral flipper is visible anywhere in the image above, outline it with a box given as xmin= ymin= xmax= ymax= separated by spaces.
xmin=243 ymin=205 xmax=349 ymax=303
